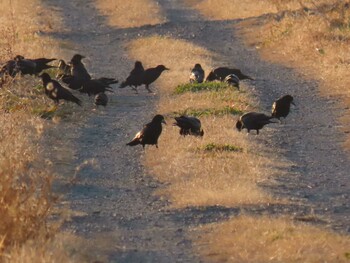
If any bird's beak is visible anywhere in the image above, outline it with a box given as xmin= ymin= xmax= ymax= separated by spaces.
xmin=165 ymin=67 xmax=170 ymax=70
xmin=292 ymin=101 xmax=296 ymax=106
xmin=162 ymin=120 xmax=167 ymax=125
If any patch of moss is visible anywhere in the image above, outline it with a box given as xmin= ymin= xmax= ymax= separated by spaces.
xmin=174 ymin=82 xmax=234 ymax=94
xmin=201 ymin=143 xmax=243 ymax=153
xmin=170 ymin=106 xmax=242 ymax=117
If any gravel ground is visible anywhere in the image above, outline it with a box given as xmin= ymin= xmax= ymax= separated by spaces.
xmin=44 ymin=0 xmax=349 ymax=261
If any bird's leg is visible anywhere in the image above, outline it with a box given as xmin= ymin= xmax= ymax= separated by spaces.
xmin=145 ymin=85 xmax=153 ymax=93
xmin=156 ymin=144 xmax=158 ymax=148
xmin=256 ymin=130 xmax=259 ymax=135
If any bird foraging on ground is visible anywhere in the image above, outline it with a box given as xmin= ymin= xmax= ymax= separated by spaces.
xmin=80 ymin=77 xmax=118 ymax=96
xmin=141 ymin=65 xmax=169 ymax=93
xmin=56 ymin=59 xmax=71 ymax=78
xmin=119 ymin=61 xmax=145 ymax=93
xmin=189 ymin=63 xmax=205 ymax=83
xmin=127 ymin=114 xmax=166 ymax=148
xmin=236 ymin=112 xmax=275 ymax=135
xmin=69 ymin=54 xmax=91 ymax=89
xmin=173 ymin=116 xmax=204 ymax=137
xmin=94 ymin=92 xmax=108 ymax=107
xmin=272 ymin=95 xmax=295 ymax=121
xmin=206 ymin=67 xmax=253 ymax=82
xmin=15 ymin=56 xmax=56 ymax=75
xmin=224 ymin=74 xmax=240 ymax=89
xmin=40 ymin=73 xmax=81 ymax=106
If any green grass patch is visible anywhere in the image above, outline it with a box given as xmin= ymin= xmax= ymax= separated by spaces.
xmin=174 ymin=82 xmax=234 ymax=94
xmin=170 ymin=106 xmax=242 ymax=117
xmin=200 ymin=143 xmax=243 ymax=153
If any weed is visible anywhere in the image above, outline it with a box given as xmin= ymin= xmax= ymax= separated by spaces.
xmin=170 ymin=106 xmax=242 ymax=117
xmin=174 ymin=82 xmax=234 ymax=94
xmin=201 ymin=143 xmax=243 ymax=152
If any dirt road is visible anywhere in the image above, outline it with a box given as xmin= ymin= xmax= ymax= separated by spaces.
xmin=44 ymin=0 xmax=349 ymax=261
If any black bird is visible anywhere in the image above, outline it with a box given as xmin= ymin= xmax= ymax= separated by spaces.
xmin=127 ymin=114 xmax=166 ymax=148
xmin=31 ymin=57 xmax=56 ymax=73
xmin=224 ymin=74 xmax=240 ymax=89
xmin=119 ymin=61 xmax=145 ymax=93
xmin=94 ymin=92 xmax=108 ymax=107
xmin=69 ymin=54 xmax=91 ymax=89
xmin=80 ymin=77 xmax=118 ymax=96
xmin=141 ymin=65 xmax=169 ymax=93
xmin=0 ymin=57 xmax=19 ymax=77
xmin=236 ymin=112 xmax=275 ymax=135
xmin=189 ymin=63 xmax=205 ymax=83
xmin=173 ymin=116 xmax=204 ymax=137
xmin=56 ymin=59 xmax=71 ymax=78
xmin=272 ymin=95 xmax=295 ymax=121
xmin=15 ymin=56 xmax=56 ymax=75
xmin=40 ymin=73 xmax=81 ymax=106
xmin=14 ymin=55 xmax=36 ymax=75
xmin=206 ymin=67 xmax=253 ymax=82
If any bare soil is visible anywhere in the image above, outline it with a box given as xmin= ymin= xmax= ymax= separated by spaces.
xmin=43 ymin=0 xmax=349 ymax=261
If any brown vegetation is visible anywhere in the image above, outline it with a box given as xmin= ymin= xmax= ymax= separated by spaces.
xmin=0 ymin=0 xmax=81 ymax=261
xmin=95 ymin=0 xmax=166 ymax=28
xmin=194 ymin=215 xmax=350 ymax=263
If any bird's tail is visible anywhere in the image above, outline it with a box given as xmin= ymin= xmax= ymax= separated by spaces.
xmin=71 ymin=95 xmax=82 ymax=106
xmin=126 ymin=139 xmax=140 ymax=146
xmin=99 ymin=77 xmax=119 ymax=85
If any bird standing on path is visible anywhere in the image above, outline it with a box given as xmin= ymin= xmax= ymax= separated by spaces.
xmin=40 ymin=73 xmax=81 ymax=106
xmin=173 ymin=116 xmax=204 ymax=137
xmin=189 ymin=64 xmax=205 ymax=83
xmin=69 ymin=54 xmax=91 ymax=90
xmin=141 ymin=65 xmax=169 ymax=93
xmin=272 ymin=95 xmax=295 ymax=121
xmin=127 ymin=114 xmax=166 ymax=148
xmin=119 ymin=61 xmax=145 ymax=93
xmin=236 ymin=112 xmax=275 ymax=135
xmin=206 ymin=67 xmax=253 ymax=82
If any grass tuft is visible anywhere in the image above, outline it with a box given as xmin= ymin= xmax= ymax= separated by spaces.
xmin=170 ymin=106 xmax=242 ymax=117
xmin=201 ymin=143 xmax=243 ymax=152
xmin=174 ymin=82 xmax=234 ymax=94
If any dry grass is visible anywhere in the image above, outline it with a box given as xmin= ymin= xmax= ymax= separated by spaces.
xmin=0 ymin=0 xmax=83 ymax=261
xmin=95 ymin=0 xmax=166 ymax=28
xmin=127 ymin=35 xmax=281 ymax=208
xmin=184 ymin=0 xmax=300 ymax=20
xmin=194 ymin=215 xmax=350 ymax=263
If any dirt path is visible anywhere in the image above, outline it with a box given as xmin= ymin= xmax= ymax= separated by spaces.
xmin=44 ymin=0 xmax=349 ymax=261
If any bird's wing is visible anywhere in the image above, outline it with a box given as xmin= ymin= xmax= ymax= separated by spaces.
xmin=272 ymin=101 xmax=277 ymax=115
xmin=133 ymin=131 xmax=143 ymax=140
